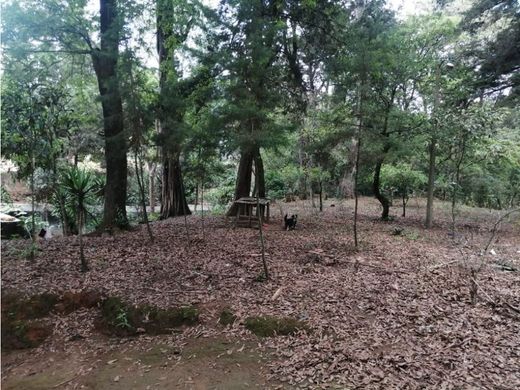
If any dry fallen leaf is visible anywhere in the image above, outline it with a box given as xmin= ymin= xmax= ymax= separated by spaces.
xmin=1 ymin=199 xmax=519 ymax=389
xmin=271 ymin=287 xmax=284 ymax=301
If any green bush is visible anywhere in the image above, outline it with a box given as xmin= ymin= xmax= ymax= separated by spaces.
xmin=1 ymin=186 xmax=12 ymax=206
xmin=206 ymin=185 xmax=235 ymax=208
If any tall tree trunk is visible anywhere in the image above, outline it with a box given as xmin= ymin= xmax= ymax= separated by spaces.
xmin=450 ymin=134 xmax=467 ymax=235
xmin=254 ymin=150 xmax=265 ymax=198
xmin=160 ymin=152 xmax=191 ymax=218
xmin=353 ymin=137 xmax=361 ymax=248
xmin=254 ymin=150 xmax=266 ymax=216
xmin=148 ymin=161 xmax=156 ymax=213
xmin=256 ymin=177 xmax=269 ymax=280
xmin=156 ymin=0 xmax=190 ymax=219
xmin=135 ymin=152 xmax=154 ymax=242
xmin=283 ymin=20 xmax=307 ymax=200
xmin=340 ymin=137 xmax=357 ymax=198
xmin=373 ymin=155 xmax=390 ymax=221
xmin=194 ymin=184 xmax=199 ymax=212
xmin=425 ymin=137 xmax=436 ymax=228
xmin=79 ymin=210 xmax=88 ymax=272
xmin=92 ymin=0 xmax=128 ymax=229
xmin=373 ymin=90 xmax=395 ymax=221
xmin=297 ymin=132 xmax=308 ymax=199
xmin=319 ymin=179 xmax=323 ymax=212
xmin=372 ymin=106 xmax=395 ymax=221
xmin=201 ymin=179 xmax=205 ymax=239
xmin=30 ymin=153 xmax=36 ymax=261
xmin=426 ymin=66 xmax=441 ymax=228
xmin=226 ymin=146 xmax=256 ymax=216
xmin=353 ymin=81 xmax=364 ymax=248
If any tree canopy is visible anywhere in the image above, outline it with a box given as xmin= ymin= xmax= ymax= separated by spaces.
xmin=2 ymin=0 xmax=519 ymax=229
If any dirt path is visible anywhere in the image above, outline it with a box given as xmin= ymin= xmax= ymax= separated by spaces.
xmin=2 ymin=337 xmax=274 ymax=389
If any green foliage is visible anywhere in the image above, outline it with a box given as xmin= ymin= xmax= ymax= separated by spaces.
xmin=18 ymin=213 xmax=46 ymax=239
xmin=2 ymin=0 xmax=519 ymax=232
xmin=57 ymin=168 xmax=102 ymax=232
xmin=462 ymin=0 xmax=520 ymax=104
xmin=116 ymin=308 xmax=132 ymax=329
xmin=265 ymin=170 xmax=287 ymax=200
xmin=381 ymin=164 xmax=427 ymax=199
xmin=204 ymin=169 xmax=236 ymax=207
xmin=1 ymin=187 xmax=13 ymax=205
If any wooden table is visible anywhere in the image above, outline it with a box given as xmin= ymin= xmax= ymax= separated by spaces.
xmin=232 ymin=197 xmax=270 ymax=227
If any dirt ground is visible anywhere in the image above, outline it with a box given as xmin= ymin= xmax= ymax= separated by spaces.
xmin=2 ymin=336 xmax=272 ymax=390
xmin=2 ymin=197 xmax=519 ymax=389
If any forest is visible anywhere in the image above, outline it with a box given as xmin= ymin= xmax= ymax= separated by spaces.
xmin=1 ymin=0 xmax=519 ymax=388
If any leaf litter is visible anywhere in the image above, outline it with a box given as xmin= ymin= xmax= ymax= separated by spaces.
xmin=2 ymin=198 xmax=519 ymax=388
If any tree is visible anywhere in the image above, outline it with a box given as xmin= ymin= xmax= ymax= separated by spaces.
xmin=2 ymin=0 xmax=129 ymax=229
xmin=120 ymin=49 xmax=156 ymax=241
xmin=462 ymin=0 xmax=520 ymax=104
xmin=1 ymin=56 xmax=79 ymax=254
xmin=326 ymin=0 xmax=399 ymax=220
xmin=93 ymin=0 xmax=128 ymax=229
xmin=155 ymin=0 xmax=200 ymax=219
xmin=215 ymin=0 xmax=290 ymax=216
xmin=409 ymin=14 xmax=457 ymax=228
xmin=381 ymin=164 xmax=426 ymax=217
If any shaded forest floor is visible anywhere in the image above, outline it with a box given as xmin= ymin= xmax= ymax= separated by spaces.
xmin=2 ymin=197 xmax=520 ymax=389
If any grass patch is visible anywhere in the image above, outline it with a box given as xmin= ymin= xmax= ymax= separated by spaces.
xmin=245 ymin=315 xmax=308 ymax=337
xmin=219 ymin=308 xmax=237 ymax=326
xmin=97 ymin=297 xmax=199 ymax=336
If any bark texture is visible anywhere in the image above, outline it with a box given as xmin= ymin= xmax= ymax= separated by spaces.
xmin=425 ymin=137 xmax=436 ymax=227
xmin=226 ymin=146 xmax=255 ymax=216
xmin=156 ymin=0 xmax=191 ymax=219
xmin=92 ymin=0 xmax=128 ymax=229
xmin=372 ymin=89 xmax=396 ymax=221
xmin=160 ymin=152 xmax=191 ymax=218
xmin=373 ymin=155 xmax=391 ymax=221
xmin=226 ymin=145 xmax=265 ymax=217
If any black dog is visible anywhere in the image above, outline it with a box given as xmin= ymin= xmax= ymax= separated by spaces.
xmin=284 ymin=214 xmax=298 ymax=231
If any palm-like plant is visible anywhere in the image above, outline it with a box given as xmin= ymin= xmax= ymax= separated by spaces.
xmin=60 ymin=168 xmax=99 ymax=272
